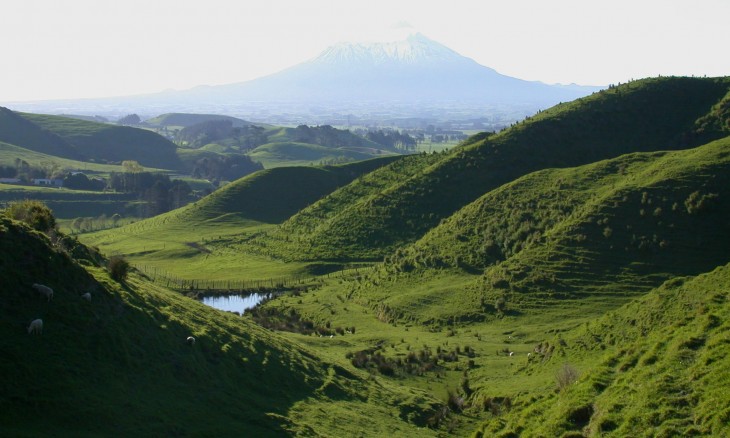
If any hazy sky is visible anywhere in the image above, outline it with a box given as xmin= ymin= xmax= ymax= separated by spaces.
xmin=1 ymin=0 xmax=727 ymax=102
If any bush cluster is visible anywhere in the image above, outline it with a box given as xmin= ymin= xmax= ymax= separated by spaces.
xmin=248 ymin=306 xmax=354 ymax=337
xmin=108 ymin=255 xmax=130 ymax=282
xmin=346 ymin=344 xmax=475 ymax=377
xmin=5 ymin=200 xmax=56 ymax=232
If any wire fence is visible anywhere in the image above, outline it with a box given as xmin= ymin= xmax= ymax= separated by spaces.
xmin=134 ymin=263 xmax=373 ymax=294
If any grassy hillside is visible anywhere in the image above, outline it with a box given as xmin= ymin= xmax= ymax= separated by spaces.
xmin=248 ymin=141 xmax=386 ymax=168
xmin=0 ymin=214 xmax=442 ymax=437
xmin=145 ymin=112 xmax=254 ymax=128
xmin=0 ymin=141 xmax=123 ymax=173
xmin=177 ymin=155 xmax=403 ymax=225
xmin=249 ymin=77 xmax=730 ymax=261
xmin=0 ymin=107 xmax=82 ymax=160
xmin=0 ymin=183 xmax=136 ymax=218
xmin=79 ymin=156 xmax=403 ymax=279
xmin=474 ymin=262 xmax=730 ymax=437
xmin=22 ymin=113 xmax=182 ymax=170
xmin=347 ymin=136 xmax=727 ymax=326
xmin=246 ymin=151 xmax=446 ymax=261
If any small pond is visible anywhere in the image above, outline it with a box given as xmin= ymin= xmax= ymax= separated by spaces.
xmin=200 ymin=292 xmax=273 ymax=314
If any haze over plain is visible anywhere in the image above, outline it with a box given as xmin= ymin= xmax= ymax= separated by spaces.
xmin=1 ymin=0 xmax=728 ymax=102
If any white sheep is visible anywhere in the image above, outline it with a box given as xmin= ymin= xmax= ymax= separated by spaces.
xmin=81 ymin=292 xmax=91 ymax=301
xmin=28 ymin=319 xmax=43 ymax=335
xmin=186 ymin=336 xmax=196 ymax=345
xmin=527 ymin=352 xmax=532 ymax=358
xmin=32 ymin=283 xmax=53 ymax=301
xmin=509 ymin=351 xmax=514 ymax=357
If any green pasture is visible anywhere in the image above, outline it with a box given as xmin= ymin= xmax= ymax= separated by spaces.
xmin=0 ymin=141 xmax=125 ymax=173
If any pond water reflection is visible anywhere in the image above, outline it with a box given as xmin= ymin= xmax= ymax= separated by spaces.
xmin=200 ymin=293 xmax=272 ymax=314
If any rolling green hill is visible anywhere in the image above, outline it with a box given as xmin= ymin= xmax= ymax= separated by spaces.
xmin=22 ymin=113 xmax=182 ymax=170
xmin=248 ymin=141 xmax=386 ymax=168
xmin=145 ymin=112 xmax=255 ymax=128
xmin=0 ymin=107 xmax=82 ymax=160
xmin=164 ymin=155 xmax=403 ymax=225
xmin=249 ymin=77 xmax=730 ymax=261
xmin=475 ymin=262 xmax=730 ymax=437
xmin=77 ymin=156 xmax=404 ymax=279
xmin=0 ymin=212 xmax=442 ymax=437
xmin=349 ymin=136 xmax=729 ymax=325
xmin=0 ymin=141 xmax=123 ymax=173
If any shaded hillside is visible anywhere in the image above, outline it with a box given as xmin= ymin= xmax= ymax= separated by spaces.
xmin=475 ymin=262 xmax=730 ymax=437
xmin=21 ymin=113 xmax=182 ymax=170
xmin=339 ymin=137 xmax=730 ymax=325
xmin=0 ymin=213 xmax=440 ymax=437
xmin=393 ymin=135 xmax=730 ymax=274
xmin=0 ymin=107 xmax=82 ymax=160
xmin=255 ymin=77 xmax=730 ymax=261
xmin=0 ymin=216 xmax=324 ymax=436
xmin=249 ymin=151 xmax=446 ymax=260
xmin=150 ymin=155 xmax=403 ymax=225
xmin=473 ymin=136 xmax=730 ymax=309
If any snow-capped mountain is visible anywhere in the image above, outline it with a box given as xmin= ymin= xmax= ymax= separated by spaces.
xmin=314 ymin=33 xmax=464 ymax=66
xmin=7 ymin=34 xmax=602 ymax=120
xmin=191 ymin=33 xmax=600 ymax=105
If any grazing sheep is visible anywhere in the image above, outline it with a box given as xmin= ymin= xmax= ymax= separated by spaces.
xmin=186 ymin=336 xmax=196 ymax=345
xmin=81 ymin=292 xmax=91 ymax=301
xmin=32 ymin=283 xmax=53 ymax=301
xmin=509 ymin=351 xmax=514 ymax=357
xmin=28 ymin=319 xmax=43 ymax=335
xmin=527 ymin=353 xmax=532 ymax=358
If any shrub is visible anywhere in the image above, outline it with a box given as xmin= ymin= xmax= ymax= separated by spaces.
xmin=108 ymin=255 xmax=131 ymax=282
xmin=556 ymin=363 xmax=580 ymax=391
xmin=5 ymin=200 xmax=56 ymax=232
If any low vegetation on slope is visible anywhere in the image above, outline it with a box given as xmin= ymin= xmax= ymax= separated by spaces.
xmin=346 ymin=136 xmax=729 ymax=324
xmin=475 ymin=262 xmax=730 ymax=437
xmin=249 ymin=77 xmax=730 ymax=262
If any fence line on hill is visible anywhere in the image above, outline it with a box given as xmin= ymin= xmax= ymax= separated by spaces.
xmin=134 ymin=263 xmax=373 ymax=294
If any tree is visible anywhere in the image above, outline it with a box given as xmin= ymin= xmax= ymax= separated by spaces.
xmin=5 ymin=200 xmax=57 ymax=232
xmin=117 ymin=114 xmax=141 ymax=125
xmin=122 ymin=160 xmax=144 ymax=173
xmin=108 ymin=255 xmax=130 ymax=282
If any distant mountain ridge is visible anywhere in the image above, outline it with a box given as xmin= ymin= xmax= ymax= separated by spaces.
xmin=201 ymin=33 xmax=601 ymax=105
xmin=2 ymin=34 xmax=603 ymax=120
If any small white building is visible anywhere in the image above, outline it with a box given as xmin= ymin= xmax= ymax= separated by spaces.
xmin=32 ymin=178 xmax=64 ymax=187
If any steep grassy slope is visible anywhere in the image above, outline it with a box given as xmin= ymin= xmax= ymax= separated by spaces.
xmin=0 ymin=215 xmax=441 ymax=437
xmin=174 ymin=155 xmax=403 ymax=225
xmin=474 ymin=263 xmax=730 ymax=437
xmin=21 ymin=113 xmax=182 ymax=170
xmin=0 ymin=107 xmax=82 ymax=160
xmin=350 ymin=136 xmax=729 ymax=324
xmin=248 ymin=151 xmax=446 ymax=261
xmin=79 ymin=157 xmax=404 ymax=279
xmin=253 ymin=77 xmax=730 ymax=261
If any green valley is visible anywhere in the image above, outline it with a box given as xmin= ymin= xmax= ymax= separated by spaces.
xmin=2 ymin=76 xmax=730 ymax=436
